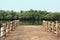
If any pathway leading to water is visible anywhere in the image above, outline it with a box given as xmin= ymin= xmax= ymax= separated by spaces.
xmin=2 ymin=25 xmax=60 ymax=40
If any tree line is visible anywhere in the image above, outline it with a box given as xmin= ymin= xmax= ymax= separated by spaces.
xmin=0 ymin=9 xmax=60 ymax=21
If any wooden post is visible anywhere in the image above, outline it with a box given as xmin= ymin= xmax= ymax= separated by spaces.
xmin=15 ymin=20 xmax=17 ymax=27
xmin=48 ymin=21 xmax=51 ymax=32
xmin=1 ymin=23 xmax=6 ymax=38
xmin=13 ymin=20 xmax=16 ymax=29
xmin=6 ymin=22 xmax=10 ymax=36
xmin=49 ymin=21 xmax=52 ymax=32
xmin=52 ymin=22 xmax=54 ymax=33
xmin=11 ymin=21 xmax=14 ymax=31
xmin=0 ymin=26 xmax=1 ymax=37
xmin=51 ymin=21 xmax=56 ymax=33
xmin=0 ymin=25 xmax=1 ymax=40
xmin=43 ymin=20 xmax=48 ymax=30
xmin=9 ymin=21 xmax=13 ymax=32
xmin=58 ymin=23 xmax=60 ymax=36
xmin=56 ymin=21 xmax=58 ymax=35
xmin=0 ymin=23 xmax=6 ymax=40
xmin=43 ymin=20 xmax=45 ymax=27
xmin=17 ymin=20 xmax=19 ymax=26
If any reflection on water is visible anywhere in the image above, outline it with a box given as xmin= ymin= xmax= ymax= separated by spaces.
xmin=20 ymin=21 xmax=42 ymax=25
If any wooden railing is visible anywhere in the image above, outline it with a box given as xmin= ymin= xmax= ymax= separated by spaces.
xmin=43 ymin=20 xmax=60 ymax=36
xmin=0 ymin=20 xmax=19 ymax=38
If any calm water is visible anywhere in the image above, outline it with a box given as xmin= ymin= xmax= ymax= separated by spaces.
xmin=19 ymin=21 xmax=42 ymax=25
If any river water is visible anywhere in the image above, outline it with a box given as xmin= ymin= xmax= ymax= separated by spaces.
xmin=19 ymin=21 xmax=42 ymax=25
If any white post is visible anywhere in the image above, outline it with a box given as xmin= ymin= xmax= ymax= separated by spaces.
xmin=52 ymin=22 xmax=54 ymax=33
xmin=48 ymin=21 xmax=51 ymax=32
xmin=56 ymin=21 xmax=59 ymax=36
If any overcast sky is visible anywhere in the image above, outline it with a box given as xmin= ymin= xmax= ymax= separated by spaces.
xmin=0 ymin=0 xmax=60 ymax=12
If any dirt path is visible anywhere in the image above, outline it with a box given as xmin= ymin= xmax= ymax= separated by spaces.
xmin=2 ymin=25 xmax=60 ymax=40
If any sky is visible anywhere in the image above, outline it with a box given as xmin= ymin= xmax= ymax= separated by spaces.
xmin=0 ymin=0 xmax=60 ymax=12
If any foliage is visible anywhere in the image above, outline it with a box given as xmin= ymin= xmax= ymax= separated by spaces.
xmin=0 ymin=9 xmax=60 ymax=21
